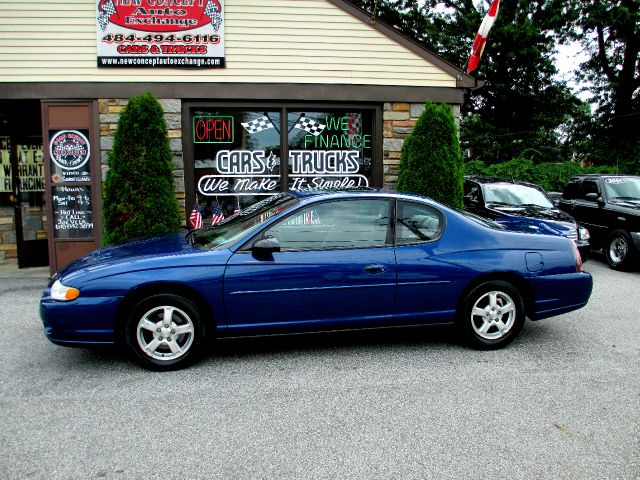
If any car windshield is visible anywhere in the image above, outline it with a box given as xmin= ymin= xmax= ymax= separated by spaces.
xmin=188 ymin=193 xmax=300 ymax=249
xmin=603 ymin=177 xmax=640 ymax=201
xmin=482 ymin=183 xmax=554 ymax=208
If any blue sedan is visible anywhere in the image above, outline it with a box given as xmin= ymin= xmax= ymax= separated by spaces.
xmin=41 ymin=191 xmax=593 ymax=370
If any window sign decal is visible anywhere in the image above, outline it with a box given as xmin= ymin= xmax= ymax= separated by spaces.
xmin=51 ymin=186 xmax=95 ymax=239
xmin=48 ymin=130 xmax=92 ymax=183
xmin=198 ymin=150 xmax=279 ymax=196
xmin=96 ymin=0 xmax=225 ymax=68
xmin=0 ymin=139 xmax=42 ymax=193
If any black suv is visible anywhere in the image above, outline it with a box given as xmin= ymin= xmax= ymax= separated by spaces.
xmin=464 ymin=177 xmax=591 ymax=260
xmin=558 ymin=174 xmax=640 ymax=270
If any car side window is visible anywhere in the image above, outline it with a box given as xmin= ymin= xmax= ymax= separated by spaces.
xmin=396 ymin=201 xmax=444 ymax=244
xmin=464 ymin=181 xmax=480 ymax=203
xmin=562 ymin=180 xmax=581 ymax=200
xmin=578 ymin=180 xmax=600 ymax=200
xmin=264 ymin=199 xmax=391 ymax=250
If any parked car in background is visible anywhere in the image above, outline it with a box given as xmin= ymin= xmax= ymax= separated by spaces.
xmin=546 ymin=191 xmax=562 ymax=206
xmin=41 ymin=190 xmax=593 ymax=370
xmin=463 ymin=177 xmax=591 ymax=261
xmin=558 ymin=174 xmax=640 ymax=270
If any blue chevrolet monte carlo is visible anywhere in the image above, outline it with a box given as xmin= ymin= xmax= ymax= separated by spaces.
xmin=41 ymin=191 xmax=593 ymax=370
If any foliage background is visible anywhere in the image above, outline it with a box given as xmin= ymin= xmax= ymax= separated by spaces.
xmin=347 ymin=0 xmax=639 ymax=175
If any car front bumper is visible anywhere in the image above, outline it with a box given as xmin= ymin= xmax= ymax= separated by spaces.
xmin=40 ymin=293 xmax=123 ymax=346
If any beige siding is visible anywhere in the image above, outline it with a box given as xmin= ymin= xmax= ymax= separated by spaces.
xmin=0 ymin=0 xmax=456 ymax=86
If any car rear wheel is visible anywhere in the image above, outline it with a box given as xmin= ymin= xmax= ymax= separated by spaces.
xmin=459 ymin=281 xmax=525 ymax=349
xmin=605 ymin=230 xmax=635 ymax=271
xmin=124 ymin=294 xmax=205 ymax=371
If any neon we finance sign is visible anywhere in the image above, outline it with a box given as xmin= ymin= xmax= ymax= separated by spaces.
xmin=197 ymin=149 xmax=369 ymax=196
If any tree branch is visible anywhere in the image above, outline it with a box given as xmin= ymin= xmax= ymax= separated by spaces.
xmin=596 ymin=23 xmax=616 ymax=83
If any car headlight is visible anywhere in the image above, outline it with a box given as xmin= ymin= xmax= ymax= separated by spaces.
xmin=579 ymin=226 xmax=590 ymax=241
xmin=50 ymin=280 xmax=80 ymax=301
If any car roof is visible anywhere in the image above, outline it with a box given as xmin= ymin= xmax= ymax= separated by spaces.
xmin=464 ymin=176 xmax=542 ymax=189
xmin=288 ymin=189 xmax=433 ymax=203
xmin=569 ymin=173 xmax=640 ymax=180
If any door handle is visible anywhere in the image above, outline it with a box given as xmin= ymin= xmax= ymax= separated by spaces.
xmin=363 ymin=264 xmax=387 ymax=274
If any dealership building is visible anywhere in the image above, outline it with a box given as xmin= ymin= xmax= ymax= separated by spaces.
xmin=0 ymin=0 xmax=474 ymax=273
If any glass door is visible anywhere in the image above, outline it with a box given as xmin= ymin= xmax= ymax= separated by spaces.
xmin=14 ymin=136 xmax=48 ymax=268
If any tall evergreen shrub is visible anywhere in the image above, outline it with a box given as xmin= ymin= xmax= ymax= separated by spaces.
xmin=397 ymin=102 xmax=464 ymax=208
xmin=103 ymin=92 xmax=181 ymax=244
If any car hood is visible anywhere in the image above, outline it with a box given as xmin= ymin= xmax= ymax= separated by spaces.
xmin=608 ymin=199 xmax=640 ymax=212
xmin=55 ymin=233 xmax=218 ymax=281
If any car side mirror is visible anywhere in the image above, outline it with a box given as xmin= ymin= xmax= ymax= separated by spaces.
xmin=252 ymin=236 xmax=281 ymax=254
xmin=585 ymin=192 xmax=604 ymax=206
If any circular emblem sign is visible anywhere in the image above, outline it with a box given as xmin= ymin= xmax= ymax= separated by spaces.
xmin=49 ymin=130 xmax=91 ymax=171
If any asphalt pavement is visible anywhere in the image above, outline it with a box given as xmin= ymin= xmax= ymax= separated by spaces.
xmin=0 ymin=255 xmax=638 ymax=479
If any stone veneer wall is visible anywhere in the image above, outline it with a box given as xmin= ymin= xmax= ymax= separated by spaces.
xmin=98 ymin=98 xmax=186 ymax=225
xmin=383 ymin=102 xmax=461 ymax=189
xmin=0 ymin=206 xmax=16 ymax=261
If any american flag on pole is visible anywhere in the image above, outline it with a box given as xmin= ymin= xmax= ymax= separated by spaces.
xmin=467 ymin=0 xmax=500 ymax=73
xmin=233 ymin=197 xmax=241 ymax=214
xmin=211 ymin=200 xmax=225 ymax=225
xmin=241 ymin=115 xmax=275 ymax=134
xmin=346 ymin=113 xmax=362 ymax=135
xmin=294 ymin=116 xmax=326 ymax=136
xmin=189 ymin=201 xmax=203 ymax=229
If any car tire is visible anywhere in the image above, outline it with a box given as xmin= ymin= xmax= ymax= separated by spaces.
xmin=458 ymin=281 xmax=525 ymax=350
xmin=124 ymin=294 xmax=205 ymax=371
xmin=605 ymin=230 xmax=636 ymax=271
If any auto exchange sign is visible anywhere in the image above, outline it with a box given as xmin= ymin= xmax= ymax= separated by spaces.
xmin=96 ymin=0 xmax=225 ymax=68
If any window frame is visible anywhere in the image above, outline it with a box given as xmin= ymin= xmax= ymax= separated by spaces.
xmin=393 ymin=200 xmax=445 ymax=246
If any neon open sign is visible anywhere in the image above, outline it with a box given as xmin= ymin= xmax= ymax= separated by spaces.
xmin=193 ymin=115 xmax=234 ymax=143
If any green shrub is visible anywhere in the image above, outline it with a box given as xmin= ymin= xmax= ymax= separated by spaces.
xmin=397 ymin=102 xmax=463 ymax=208
xmin=103 ymin=92 xmax=181 ymax=244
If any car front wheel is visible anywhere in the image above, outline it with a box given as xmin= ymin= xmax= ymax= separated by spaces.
xmin=459 ymin=281 xmax=525 ymax=349
xmin=124 ymin=294 xmax=205 ymax=370
xmin=605 ymin=230 xmax=636 ymax=271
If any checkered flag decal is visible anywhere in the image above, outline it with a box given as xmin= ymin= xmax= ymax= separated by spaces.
xmin=205 ymin=0 xmax=223 ymax=32
xmin=241 ymin=115 xmax=275 ymax=134
xmin=98 ymin=0 xmax=116 ymax=31
xmin=294 ymin=116 xmax=326 ymax=136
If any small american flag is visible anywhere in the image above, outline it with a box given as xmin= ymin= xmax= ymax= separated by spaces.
xmin=233 ymin=197 xmax=241 ymax=214
xmin=303 ymin=210 xmax=321 ymax=225
xmin=211 ymin=200 xmax=225 ymax=225
xmin=189 ymin=201 xmax=203 ymax=229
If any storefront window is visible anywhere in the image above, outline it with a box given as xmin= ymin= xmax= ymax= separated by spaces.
xmin=190 ymin=106 xmax=376 ymax=227
xmin=287 ymin=110 xmax=373 ymax=191
xmin=192 ymin=109 xmax=281 ymax=226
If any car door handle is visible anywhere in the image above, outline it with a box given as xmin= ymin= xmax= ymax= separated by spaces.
xmin=363 ymin=264 xmax=387 ymax=274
